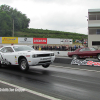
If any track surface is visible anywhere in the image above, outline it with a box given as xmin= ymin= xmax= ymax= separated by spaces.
xmin=0 ymin=61 xmax=100 ymax=100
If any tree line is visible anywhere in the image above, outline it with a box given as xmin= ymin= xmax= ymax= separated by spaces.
xmin=0 ymin=4 xmax=30 ymax=36
xmin=15 ymin=28 xmax=87 ymax=40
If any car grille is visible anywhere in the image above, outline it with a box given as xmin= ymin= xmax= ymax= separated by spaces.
xmin=37 ymin=54 xmax=50 ymax=57
xmin=39 ymin=60 xmax=51 ymax=64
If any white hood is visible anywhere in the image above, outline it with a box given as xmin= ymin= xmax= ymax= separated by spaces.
xmin=17 ymin=50 xmax=54 ymax=54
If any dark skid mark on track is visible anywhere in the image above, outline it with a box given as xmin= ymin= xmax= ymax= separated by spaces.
xmin=0 ymin=65 xmax=52 ymax=84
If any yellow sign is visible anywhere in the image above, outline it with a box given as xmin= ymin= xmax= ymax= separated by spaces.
xmin=2 ymin=37 xmax=18 ymax=44
xmin=39 ymin=47 xmax=41 ymax=51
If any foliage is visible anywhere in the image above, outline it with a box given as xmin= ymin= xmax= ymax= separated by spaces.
xmin=0 ymin=11 xmax=12 ymax=36
xmin=0 ymin=4 xmax=30 ymax=36
xmin=15 ymin=28 xmax=88 ymax=40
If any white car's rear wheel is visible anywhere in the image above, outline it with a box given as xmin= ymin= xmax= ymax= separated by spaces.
xmin=19 ymin=58 xmax=29 ymax=71
xmin=42 ymin=64 xmax=50 ymax=68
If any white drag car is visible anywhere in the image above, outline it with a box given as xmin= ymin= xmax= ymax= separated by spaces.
xmin=0 ymin=45 xmax=55 ymax=71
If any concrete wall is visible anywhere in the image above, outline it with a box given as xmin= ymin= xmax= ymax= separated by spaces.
xmin=88 ymin=35 xmax=100 ymax=47
xmin=48 ymin=51 xmax=71 ymax=56
xmin=88 ymin=20 xmax=100 ymax=27
xmin=88 ymin=9 xmax=100 ymax=47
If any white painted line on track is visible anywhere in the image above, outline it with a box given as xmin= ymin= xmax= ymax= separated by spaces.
xmin=79 ymin=69 xmax=88 ymax=71
xmin=96 ymin=71 xmax=100 ymax=72
xmin=50 ymin=65 xmax=55 ymax=67
xmin=63 ymin=67 xmax=72 ymax=69
xmin=70 ymin=68 xmax=80 ymax=70
xmin=52 ymin=65 xmax=100 ymax=73
xmin=68 ymin=67 xmax=100 ymax=73
xmin=86 ymin=70 xmax=97 ymax=72
xmin=54 ymin=66 xmax=63 ymax=68
xmin=0 ymin=80 xmax=60 ymax=100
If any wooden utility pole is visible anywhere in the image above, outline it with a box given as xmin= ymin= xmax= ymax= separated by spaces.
xmin=12 ymin=19 xmax=14 ymax=37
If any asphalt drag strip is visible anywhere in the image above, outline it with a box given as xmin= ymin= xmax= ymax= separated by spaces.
xmin=0 ymin=80 xmax=60 ymax=100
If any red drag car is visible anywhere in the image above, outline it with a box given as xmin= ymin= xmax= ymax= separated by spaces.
xmin=68 ymin=47 xmax=100 ymax=61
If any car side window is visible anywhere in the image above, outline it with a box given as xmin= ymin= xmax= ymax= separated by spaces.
xmin=5 ymin=47 xmax=14 ymax=52
xmin=0 ymin=48 xmax=7 ymax=53
xmin=0 ymin=47 xmax=14 ymax=53
xmin=84 ymin=48 xmax=90 ymax=51
xmin=79 ymin=48 xmax=85 ymax=52
xmin=79 ymin=48 xmax=90 ymax=52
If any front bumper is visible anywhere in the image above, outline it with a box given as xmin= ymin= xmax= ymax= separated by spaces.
xmin=27 ymin=56 xmax=55 ymax=66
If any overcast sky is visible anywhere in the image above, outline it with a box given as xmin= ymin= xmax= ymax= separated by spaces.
xmin=0 ymin=0 xmax=100 ymax=35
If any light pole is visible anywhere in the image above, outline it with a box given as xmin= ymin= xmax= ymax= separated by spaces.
xmin=12 ymin=19 xmax=14 ymax=37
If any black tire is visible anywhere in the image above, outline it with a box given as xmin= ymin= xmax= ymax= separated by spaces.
xmin=80 ymin=58 xmax=86 ymax=60
xmin=0 ymin=61 xmax=1 ymax=68
xmin=42 ymin=64 xmax=50 ymax=68
xmin=72 ymin=55 xmax=79 ymax=59
xmin=97 ymin=54 xmax=100 ymax=61
xmin=19 ymin=58 xmax=29 ymax=71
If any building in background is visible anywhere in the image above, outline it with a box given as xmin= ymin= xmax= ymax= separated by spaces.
xmin=88 ymin=9 xmax=100 ymax=47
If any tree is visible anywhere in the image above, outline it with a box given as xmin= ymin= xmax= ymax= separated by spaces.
xmin=0 ymin=11 xmax=12 ymax=36
xmin=0 ymin=4 xmax=30 ymax=36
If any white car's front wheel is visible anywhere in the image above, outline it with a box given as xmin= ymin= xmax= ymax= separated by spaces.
xmin=19 ymin=58 xmax=29 ymax=71
xmin=42 ymin=64 xmax=50 ymax=68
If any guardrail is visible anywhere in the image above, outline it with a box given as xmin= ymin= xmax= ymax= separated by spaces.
xmin=48 ymin=51 xmax=72 ymax=56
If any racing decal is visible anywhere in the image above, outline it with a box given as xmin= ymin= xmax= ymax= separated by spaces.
xmin=0 ymin=53 xmax=11 ymax=65
xmin=87 ymin=61 xmax=100 ymax=66
xmin=60 ymin=39 xmax=72 ymax=44
xmin=71 ymin=59 xmax=100 ymax=66
xmin=18 ymin=38 xmax=33 ymax=44
xmin=0 ymin=53 xmax=3 ymax=60
xmin=1 ymin=59 xmax=11 ymax=65
xmin=2 ymin=37 xmax=18 ymax=44
xmin=71 ymin=59 xmax=88 ymax=65
xmin=33 ymin=38 xmax=47 ymax=44
xmin=15 ymin=56 xmax=18 ymax=64
xmin=26 ymin=55 xmax=30 ymax=57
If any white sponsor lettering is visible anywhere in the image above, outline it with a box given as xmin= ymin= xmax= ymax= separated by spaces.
xmin=0 ymin=88 xmax=25 ymax=92
xmin=34 ymin=40 xmax=46 ymax=42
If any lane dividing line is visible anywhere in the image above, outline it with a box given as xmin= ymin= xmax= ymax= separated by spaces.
xmin=52 ymin=65 xmax=100 ymax=73
xmin=0 ymin=80 xmax=60 ymax=100
xmin=53 ymin=66 xmax=63 ymax=68
xmin=86 ymin=70 xmax=96 ymax=72
xmin=65 ymin=67 xmax=100 ymax=73
xmin=96 ymin=71 xmax=100 ymax=72
xmin=79 ymin=69 xmax=88 ymax=71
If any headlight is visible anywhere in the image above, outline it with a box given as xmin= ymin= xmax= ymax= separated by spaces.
xmin=50 ymin=53 xmax=54 ymax=56
xmin=32 ymin=54 xmax=37 ymax=58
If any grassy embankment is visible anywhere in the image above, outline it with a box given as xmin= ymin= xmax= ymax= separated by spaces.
xmin=14 ymin=28 xmax=88 ymax=46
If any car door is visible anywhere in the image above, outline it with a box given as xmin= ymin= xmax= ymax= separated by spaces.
xmin=78 ymin=48 xmax=87 ymax=57
xmin=83 ymin=48 xmax=93 ymax=57
xmin=78 ymin=48 xmax=93 ymax=58
xmin=0 ymin=47 xmax=15 ymax=65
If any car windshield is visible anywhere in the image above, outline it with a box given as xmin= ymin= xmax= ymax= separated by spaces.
xmin=13 ymin=46 xmax=34 ymax=51
xmin=89 ymin=47 xmax=96 ymax=51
